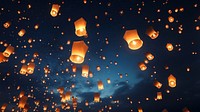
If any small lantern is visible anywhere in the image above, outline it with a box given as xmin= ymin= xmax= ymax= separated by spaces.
xmin=123 ymin=29 xmax=143 ymax=50
xmin=107 ymin=78 xmax=111 ymax=84
xmin=138 ymin=62 xmax=147 ymax=71
xmin=85 ymin=100 xmax=89 ymax=106
xmin=72 ymin=65 xmax=77 ymax=72
xmin=65 ymin=92 xmax=71 ymax=101
xmin=72 ymin=97 xmax=77 ymax=110
xmin=168 ymin=16 xmax=174 ymax=23
xmin=0 ymin=52 xmax=6 ymax=63
xmin=145 ymin=52 xmax=154 ymax=61
xmin=57 ymin=87 xmax=64 ymax=94
xmin=3 ymin=21 xmax=11 ymax=28
xmin=19 ymin=91 xmax=25 ymax=98
xmin=97 ymin=81 xmax=104 ymax=90
xmin=153 ymin=80 xmax=162 ymax=89
xmin=18 ymin=96 xmax=28 ymax=108
xmin=166 ymin=43 xmax=173 ymax=51
xmin=74 ymin=17 xmax=87 ymax=37
xmin=146 ymin=26 xmax=159 ymax=39
xmin=157 ymin=92 xmax=162 ymax=100
xmin=43 ymin=105 xmax=48 ymax=111
xmin=3 ymin=45 xmax=14 ymax=58
xmin=18 ymin=29 xmax=26 ymax=37
xmin=168 ymin=74 xmax=176 ymax=88
xmin=138 ymin=106 xmax=143 ymax=112
xmin=70 ymin=41 xmax=88 ymax=64
xmin=1 ymin=103 xmax=7 ymax=111
xmin=94 ymin=93 xmax=100 ymax=102
xmin=27 ymin=62 xmax=35 ymax=74
xmin=182 ymin=107 xmax=190 ymax=112
xmin=20 ymin=65 xmax=28 ymax=75
xmin=50 ymin=4 xmax=60 ymax=17
xmin=82 ymin=65 xmax=89 ymax=78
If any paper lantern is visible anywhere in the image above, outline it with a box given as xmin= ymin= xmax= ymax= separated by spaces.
xmin=157 ymin=92 xmax=162 ymax=100
xmin=3 ymin=21 xmax=11 ymax=28
xmin=1 ymin=103 xmax=7 ymax=111
xmin=65 ymin=92 xmax=71 ymax=101
xmin=55 ymin=108 xmax=60 ymax=112
xmin=146 ymin=26 xmax=159 ymax=39
xmin=168 ymin=74 xmax=176 ymax=88
xmin=138 ymin=106 xmax=143 ymax=112
xmin=168 ymin=16 xmax=174 ymax=23
xmin=107 ymin=78 xmax=111 ymax=84
xmin=70 ymin=41 xmax=88 ymax=64
xmin=18 ymin=96 xmax=28 ymax=108
xmin=74 ymin=17 xmax=87 ymax=37
xmin=18 ymin=29 xmax=26 ymax=37
xmin=20 ymin=65 xmax=28 ymax=75
xmin=50 ymin=4 xmax=60 ymax=17
xmin=85 ymin=100 xmax=89 ymax=106
xmin=166 ymin=43 xmax=173 ymax=51
xmin=3 ymin=45 xmax=14 ymax=58
xmin=94 ymin=93 xmax=100 ymax=102
xmin=138 ymin=62 xmax=147 ymax=71
xmin=182 ymin=107 xmax=190 ymax=112
xmin=97 ymin=81 xmax=104 ymax=90
xmin=0 ymin=52 xmax=6 ymax=63
xmin=72 ymin=65 xmax=77 ymax=72
xmin=82 ymin=65 xmax=89 ymax=78
xmin=145 ymin=52 xmax=154 ymax=61
xmin=89 ymin=71 xmax=93 ymax=77
xmin=96 ymin=66 xmax=101 ymax=71
xmin=19 ymin=91 xmax=25 ymax=98
xmin=27 ymin=62 xmax=35 ymax=74
xmin=57 ymin=87 xmax=64 ymax=94
xmin=43 ymin=105 xmax=48 ymax=111
xmin=153 ymin=80 xmax=162 ymax=89
xmin=123 ymin=29 xmax=143 ymax=50
xmin=72 ymin=97 xmax=77 ymax=110
xmin=83 ymin=0 xmax=87 ymax=4
xmin=23 ymin=104 xmax=29 ymax=112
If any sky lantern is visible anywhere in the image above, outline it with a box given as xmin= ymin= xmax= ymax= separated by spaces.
xmin=72 ymin=65 xmax=77 ymax=72
xmin=145 ymin=52 xmax=154 ymax=61
xmin=57 ymin=87 xmax=64 ymax=95
xmin=146 ymin=26 xmax=159 ymax=39
xmin=19 ymin=91 xmax=25 ymax=98
xmin=43 ymin=105 xmax=48 ymax=111
xmin=107 ymin=78 xmax=111 ymax=84
xmin=123 ymin=29 xmax=143 ymax=50
xmin=65 ymin=92 xmax=71 ymax=101
xmin=166 ymin=43 xmax=173 ymax=51
xmin=27 ymin=62 xmax=35 ymax=74
xmin=3 ymin=45 xmax=14 ymax=58
xmin=1 ymin=103 xmax=7 ymax=112
xmin=74 ymin=17 xmax=88 ymax=37
xmin=168 ymin=16 xmax=174 ymax=23
xmin=72 ymin=97 xmax=77 ymax=110
xmin=85 ymin=100 xmax=89 ymax=106
xmin=3 ymin=21 xmax=11 ymax=28
xmin=182 ymin=107 xmax=190 ymax=112
xmin=55 ymin=108 xmax=60 ymax=112
xmin=138 ymin=106 xmax=143 ymax=112
xmin=94 ymin=93 xmax=100 ymax=102
xmin=153 ymin=80 xmax=162 ymax=89
xmin=157 ymin=92 xmax=162 ymax=100
xmin=83 ymin=0 xmax=87 ymax=4
xmin=168 ymin=74 xmax=176 ymax=88
xmin=20 ymin=65 xmax=28 ymax=75
xmin=138 ymin=62 xmax=147 ymax=71
xmin=50 ymin=4 xmax=60 ymax=17
xmin=18 ymin=29 xmax=26 ymax=37
xmin=70 ymin=41 xmax=88 ymax=64
xmin=0 ymin=52 xmax=6 ymax=63
xmin=97 ymin=81 xmax=104 ymax=90
xmin=82 ymin=65 xmax=89 ymax=78
xmin=18 ymin=96 xmax=28 ymax=108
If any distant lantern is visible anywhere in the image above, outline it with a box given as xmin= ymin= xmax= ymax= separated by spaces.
xmin=43 ymin=105 xmax=48 ymax=111
xmin=157 ymin=92 xmax=162 ymax=100
xmin=3 ymin=45 xmax=14 ymax=58
xmin=50 ymin=4 xmax=60 ymax=17
xmin=1 ymin=103 xmax=7 ymax=111
xmin=18 ymin=96 xmax=28 ymax=108
xmin=27 ymin=62 xmax=35 ymax=74
xmin=74 ymin=17 xmax=88 ymax=37
xmin=123 ymin=29 xmax=143 ymax=50
xmin=34 ymin=24 xmax=39 ymax=30
xmin=153 ymin=80 xmax=162 ymax=89
xmin=72 ymin=97 xmax=77 ymax=110
xmin=96 ymin=66 xmax=101 ymax=71
xmin=85 ymin=100 xmax=89 ymax=106
xmin=18 ymin=29 xmax=26 ymax=37
xmin=70 ymin=41 xmax=88 ymax=64
xmin=19 ymin=91 xmax=25 ymax=98
xmin=0 ymin=52 xmax=6 ymax=63
xmin=182 ymin=107 xmax=190 ymax=112
xmin=83 ymin=0 xmax=87 ymax=4
xmin=138 ymin=62 xmax=147 ymax=71
xmin=107 ymin=78 xmax=111 ymax=84
xmin=20 ymin=65 xmax=28 ymax=75
xmin=89 ymin=71 xmax=93 ymax=77
xmin=72 ymin=65 xmax=77 ymax=72
xmin=146 ymin=26 xmax=159 ymax=39
xmin=168 ymin=74 xmax=176 ymax=88
xmin=145 ymin=52 xmax=154 ymax=61
xmin=98 ymin=81 xmax=104 ymax=90
xmin=168 ymin=16 xmax=174 ymax=23
xmin=138 ymin=106 xmax=143 ymax=112
xmin=82 ymin=65 xmax=89 ymax=78
xmin=94 ymin=93 xmax=100 ymax=102
xmin=57 ymin=87 xmax=64 ymax=94
xmin=55 ymin=108 xmax=60 ymax=112
xmin=166 ymin=43 xmax=173 ymax=51
xmin=3 ymin=21 xmax=11 ymax=28
xmin=65 ymin=92 xmax=71 ymax=101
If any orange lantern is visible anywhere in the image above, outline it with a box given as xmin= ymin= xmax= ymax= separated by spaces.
xmin=20 ymin=65 xmax=28 ymax=75
xmin=34 ymin=24 xmax=39 ymax=30
xmin=55 ymin=108 xmax=60 ymax=112
xmin=168 ymin=16 xmax=174 ymax=23
xmin=145 ymin=52 xmax=154 ymax=61
xmin=82 ymin=65 xmax=89 ymax=78
xmin=57 ymin=87 xmax=64 ymax=94
xmin=146 ymin=26 xmax=159 ymax=39
xmin=138 ymin=106 xmax=143 ymax=112
xmin=18 ymin=96 xmax=28 ymax=108
xmin=157 ymin=92 xmax=162 ymax=100
xmin=43 ymin=105 xmax=48 ymax=111
xmin=65 ymin=92 xmax=71 ymax=101
xmin=3 ymin=45 xmax=14 ymax=58
xmin=85 ymin=100 xmax=89 ymax=106
xmin=72 ymin=97 xmax=77 ymax=110
xmin=0 ymin=52 xmax=6 ymax=63
xmin=166 ymin=43 xmax=173 ymax=51
xmin=107 ymin=78 xmax=111 ymax=84
xmin=182 ymin=107 xmax=190 ymax=112
xmin=94 ymin=93 xmax=100 ymax=102
xmin=83 ymin=0 xmax=87 ymax=4
xmin=74 ymin=17 xmax=88 ymax=37
xmin=1 ymin=103 xmax=7 ymax=111
xmin=50 ymin=4 xmax=60 ymax=17
xmin=97 ymin=81 xmax=104 ymax=90
xmin=27 ymin=62 xmax=35 ymax=74
xmin=153 ymin=80 xmax=162 ymax=89
xmin=168 ymin=74 xmax=176 ymax=88
xmin=3 ymin=21 xmax=11 ymax=28
xmin=18 ymin=29 xmax=26 ymax=37
xmin=138 ymin=62 xmax=147 ymax=71
xmin=72 ymin=65 xmax=77 ymax=72
xmin=123 ymin=29 xmax=143 ymax=50
xmin=70 ymin=41 xmax=88 ymax=64
xmin=19 ymin=91 xmax=25 ymax=98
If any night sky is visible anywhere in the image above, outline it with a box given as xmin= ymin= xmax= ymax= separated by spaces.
xmin=0 ymin=0 xmax=200 ymax=112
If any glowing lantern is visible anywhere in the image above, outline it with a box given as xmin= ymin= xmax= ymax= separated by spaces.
xmin=138 ymin=62 xmax=147 ymax=71
xmin=43 ymin=105 xmax=48 ymax=111
xmin=182 ymin=107 xmax=190 ymax=112
xmin=57 ymin=87 xmax=64 ymax=94
xmin=168 ymin=74 xmax=176 ymax=88
xmin=65 ymin=92 xmax=71 ymax=101
xmin=145 ymin=52 xmax=154 ymax=61
xmin=82 ymin=65 xmax=89 ymax=78
xmin=123 ymin=29 xmax=143 ymax=50
xmin=34 ymin=24 xmax=39 ymax=30
xmin=107 ymin=78 xmax=111 ymax=84
xmin=153 ymin=80 xmax=162 ymax=89
xmin=166 ymin=43 xmax=173 ymax=51
xmin=3 ymin=45 xmax=14 ymax=58
xmin=157 ymin=92 xmax=162 ymax=100
xmin=18 ymin=29 xmax=26 ymax=37
xmin=138 ymin=106 xmax=143 ymax=112
xmin=96 ymin=66 xmax=101 ymax=71
xmin=19 ymin=91 xmax=25 ymax=98
xmin=70 ymin=41 xmax=88 ymax=64
xmin=85 ymin=100 xmax=89 ymax=106
xmin=27 ymin=62 xmax=35 ymax=74
xmin=72 ymin=97 xmax=77 ymax=110
xmin=97 ymin=81 xmax=104 ymax=90
xmin=89 ymin=71 xmax=93 ymax=77
xmin=0 ymin=52 xmax=6 ymax=63
xmin=55 ymin=108 xmax=60 ymax=112
xmin=1 ymin=103 xmax=7 ymax=111
xmin=18 ymin=96 xmax=28 ymax=108
xmin=146 ymin=26 xmax=159 ymax=39
xmin=83 ymin=0 xmax=87 ymax=4
xmin=20 ymin=65 xmax=28 ymax=75
xmin=168 ymin=16 xmax=174 ymax=23
xmin=50 ymin=4 xmax=60 ymax=17
xmin=72 ymin=65 xmax=77 ymax=72
xmin=94 ymin=93 xmax=100 ymax=102
xmin=74 ymin=17 xmax=88 ymax=37
xmin=3 ymin=21 xmax=11 ymax=28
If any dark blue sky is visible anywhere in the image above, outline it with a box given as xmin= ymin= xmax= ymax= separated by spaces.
xmin=0 ymin=0 xmax=200 ymax=112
